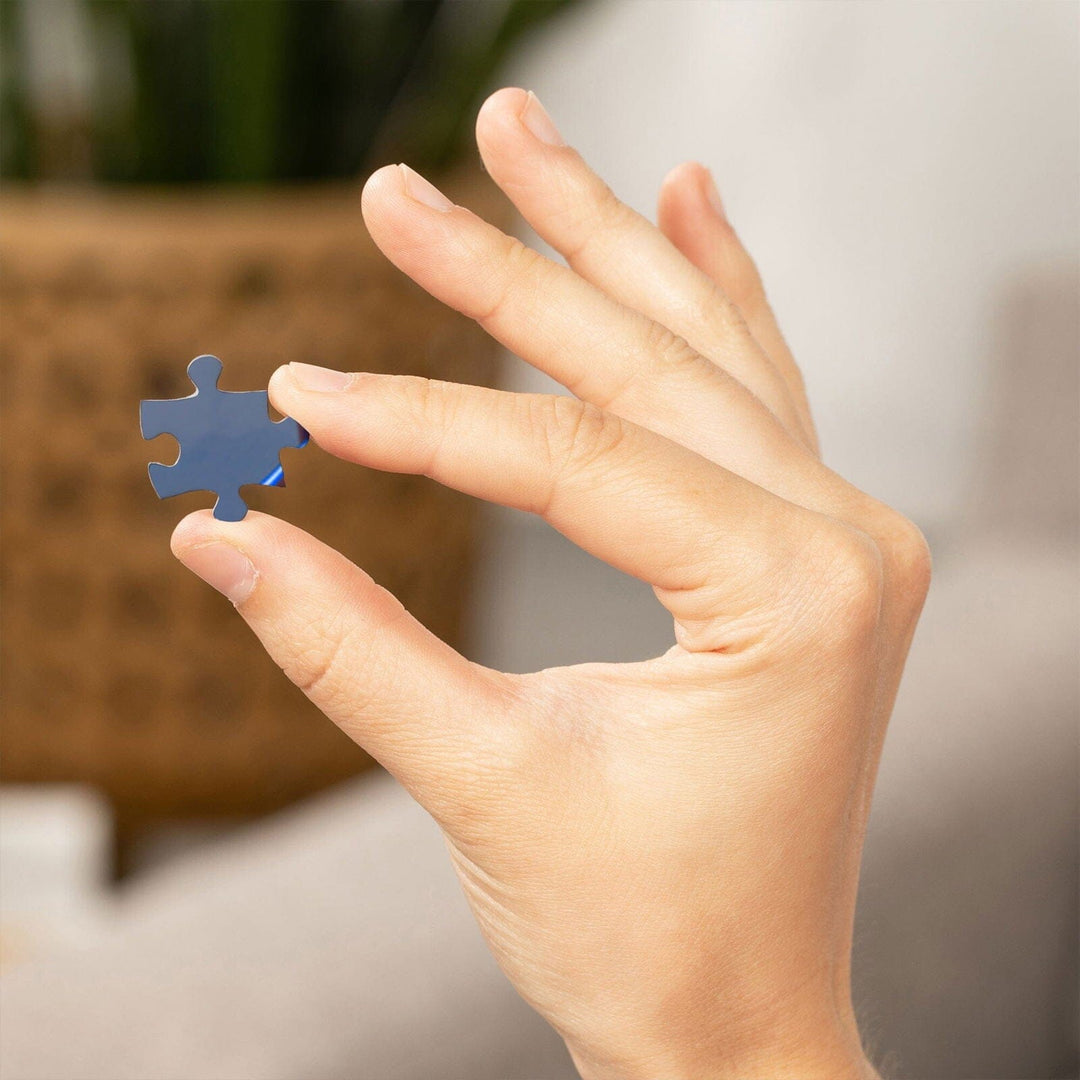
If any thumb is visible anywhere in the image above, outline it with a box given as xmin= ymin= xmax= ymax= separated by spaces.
xmin=171 ymin=510 xmax=518 ymax=822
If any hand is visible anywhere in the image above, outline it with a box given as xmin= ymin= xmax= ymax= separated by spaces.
xmin=172 ymin=88 xmax=929 ymax=1079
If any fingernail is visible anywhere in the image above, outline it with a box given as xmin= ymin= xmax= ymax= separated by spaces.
xmin=702 ymin=168 xmax=726 ymax=220
xmin=176 ymin=543 xmax=257 ymax=605
xmin=520 ymin=91 xmax=564 ymax=147
xmin=399 ymin=164 xmax=454 ymax=212
xmin=289 ymin=362 xmax=352 ymax=392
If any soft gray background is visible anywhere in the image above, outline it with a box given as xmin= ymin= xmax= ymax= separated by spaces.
xmin=2 ymin=3 xmax=1076 ymax=1078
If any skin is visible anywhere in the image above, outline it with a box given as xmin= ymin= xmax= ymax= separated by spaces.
xmin=172 ymin=88 xmax=930 ymax=1078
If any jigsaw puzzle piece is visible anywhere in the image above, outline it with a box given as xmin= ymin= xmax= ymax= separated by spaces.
xmin=148 ymin=462 xmax=252 ymax=521
xmin=147 ymin=460 xmax=198 ymax=500
xmin=211 ymin=490 xmax=250 ymax=522
xmin=262 ymin=415 xmax=309 ymax=458
xmin=139 ymin=356 xmax=222 ymax=440
xmin=139 ymin=397 xmax=185 ymax=442
xmin=186 ymin=353 xmax=226 ymax=392
xmin=140 ymin=354 xmax=309 ymax=521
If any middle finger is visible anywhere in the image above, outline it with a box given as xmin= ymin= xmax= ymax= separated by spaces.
xmin=361 ymin=163 xmax=798 ymax=490
xmin=474 ymin=87 xmax=812 ymax=448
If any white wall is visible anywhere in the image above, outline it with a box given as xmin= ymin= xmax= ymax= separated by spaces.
xmin=501 ymin=0 xmax=1079 ymax=529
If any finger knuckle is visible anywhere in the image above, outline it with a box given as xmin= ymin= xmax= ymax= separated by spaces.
xmin=799 ymin=524 xmax=885 ymax=646
xmin=387 ymin=375 xmax=463 ymax=472
xmin=877 ymin=509 xmax=933 ymax=612
xmin=384 ymin=373 xmax=436 ymax=424
xmin=642 ymin=320 xmax=702 ymax=378
xmin=562 ymin=176 xmax=633 ymax=262
xmin=285 ymin=618 xmax=366 ymax=711
xmin=532 ymin=396 xmax=625 ymax=486
xmin=503 ymin=234 xmax=546 ymax=281
xmin=281 ymin=596 xmax=406 ymax=720
xmin=478 ymin=236 xmax=546 ymax=325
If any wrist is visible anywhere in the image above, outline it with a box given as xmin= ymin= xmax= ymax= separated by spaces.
xmin=565 ymin=1005 xmax=878 ymax=1080
xmin=570 ymin=1045 xmax=879 ymax=1080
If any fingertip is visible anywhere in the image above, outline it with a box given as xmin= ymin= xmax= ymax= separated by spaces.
xmin=475 ymin=88 xmax=530 ymax=166
xmin=658 ymin=161 xmax=719 ymax=221
xmin=360 ymin=164 xmax=406 ymax=219
xmin=660 ymin=160 xmax=708 ymax=194
xmin=362 ymin=162 xmax=403 ymax=194
xmin=267 ymin=363 xmax=294 ymax=413
xmin=477 ymin=87 xmax=572 ymax=167
xmin=170 ymin=508 xmax=279 ymax=558
xmin=476 ymin=86 xmax=530 ymax=137
xmin=170 ymin=509 xmax=220 ymax=557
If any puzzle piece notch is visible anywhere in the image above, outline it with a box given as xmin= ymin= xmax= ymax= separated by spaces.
xmin=140 ymin=355 xmax=309 ymax=521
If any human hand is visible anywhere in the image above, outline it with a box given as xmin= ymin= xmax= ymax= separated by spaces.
xmin=171 ymin=88 xmax=929 ymax=1079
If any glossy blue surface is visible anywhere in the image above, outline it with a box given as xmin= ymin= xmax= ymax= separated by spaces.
xmin=140 ymin=355 xmax=308 ymax=521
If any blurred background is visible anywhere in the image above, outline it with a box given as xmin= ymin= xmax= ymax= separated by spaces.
xmin=0 ymin=2 xmax=1076 ymax=1078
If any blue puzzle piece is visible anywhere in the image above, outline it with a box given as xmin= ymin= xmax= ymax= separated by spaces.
xmin=140 ymin=355 xmax=309 ymax=521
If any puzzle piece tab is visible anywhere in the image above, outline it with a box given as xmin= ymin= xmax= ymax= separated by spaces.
xmin=140 ymin=355 xmax=309 ymax=521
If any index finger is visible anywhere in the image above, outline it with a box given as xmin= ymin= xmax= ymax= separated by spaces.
xmin=270 ymin=366 xmax=835 ymax=651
